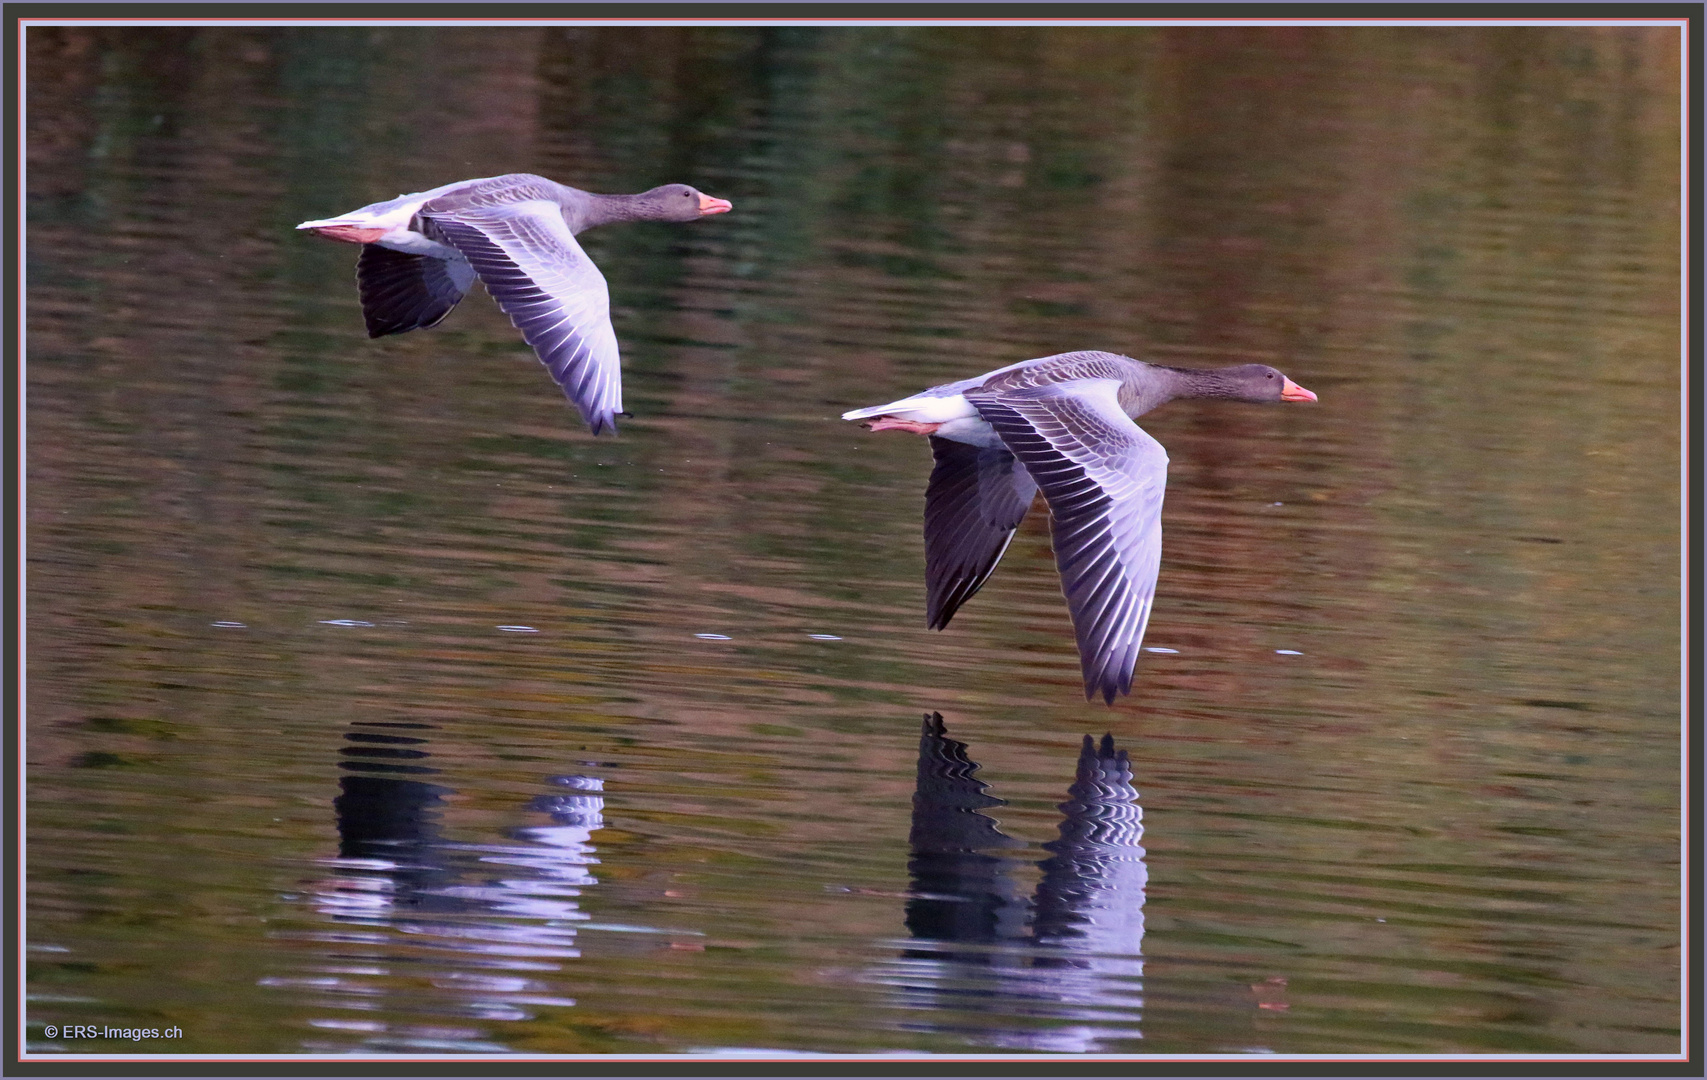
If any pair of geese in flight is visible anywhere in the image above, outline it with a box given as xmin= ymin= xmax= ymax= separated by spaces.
xmin=299 ymin=173 xmax=1317 ymax=704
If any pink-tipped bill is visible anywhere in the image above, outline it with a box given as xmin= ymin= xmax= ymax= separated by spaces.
xmin=698 ymin=193 xmax=733 ymax=216
xmin=1280 ymin=378 xmax=1318 ymax=403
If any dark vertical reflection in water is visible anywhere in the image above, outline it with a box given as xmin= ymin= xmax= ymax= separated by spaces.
xmin=904 ymin=713 xmax=1029 ymax=949
xmin=876 ymin=714 xmax=1147 ymax=1052
xmin=266 ymin=722 xmax=618 ymax=1052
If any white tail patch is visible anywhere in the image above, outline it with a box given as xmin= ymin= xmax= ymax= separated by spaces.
xmin=841 ymin=392 xmax=976 ymax=424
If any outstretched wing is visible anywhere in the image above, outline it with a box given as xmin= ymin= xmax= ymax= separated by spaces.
xmin=923 ymin=437 xmax=1038 ymax=630
xmin=422 ymin=201 xmax=623 ymax=435
xmin=355 ymin=243 xmax=475 ymax=338
xmin=968 ymin=379 xmax=1168 ymax=704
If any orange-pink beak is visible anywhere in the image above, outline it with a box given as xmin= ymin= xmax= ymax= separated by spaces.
xmin=1280 ymin=378 xmax=1318 ymax=403
xmin=697 ymin=193 xmax=733 ymax=216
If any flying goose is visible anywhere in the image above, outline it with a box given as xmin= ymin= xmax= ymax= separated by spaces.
xmin=843 ymin=351 xmax=1316 ymax=703
xmin=298 ymin=173 xmax=732 ymax=434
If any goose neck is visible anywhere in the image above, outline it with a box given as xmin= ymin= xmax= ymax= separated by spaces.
xmin=1164 ymin=365 xmax=1247 ymax=401
xmin=579 ymin=191 xmax=651 ymax=230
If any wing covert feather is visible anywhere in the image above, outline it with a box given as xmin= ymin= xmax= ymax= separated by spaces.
xmin=968 ymin=380 xmax=1168 ymax=703
xmin=424 ymin=201 xmax=623 ymax=434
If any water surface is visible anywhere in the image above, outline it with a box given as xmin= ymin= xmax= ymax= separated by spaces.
xmin=25 ymin=24 xmax=1681 ymax=1057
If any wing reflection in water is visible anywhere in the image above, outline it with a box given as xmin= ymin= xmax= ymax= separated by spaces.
xmin=263 ymin=720 xmax=609 ymax=1052
xmin=876 ymin=713 xmax=1146 ymax=1053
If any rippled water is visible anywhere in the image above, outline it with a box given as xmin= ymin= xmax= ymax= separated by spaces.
xmin=25 ymin=25 xmax=1682 ymax=1058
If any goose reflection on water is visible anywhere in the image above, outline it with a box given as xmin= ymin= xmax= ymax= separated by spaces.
xmin=874 ymin=713 xmax=1147 ymax=1053
xmin=264 ymin=720 xmax=612 ymax=1052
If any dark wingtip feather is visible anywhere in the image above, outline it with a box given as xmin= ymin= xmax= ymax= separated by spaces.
xmin=1083 ymin=646 xmax=1136 ymax=704
xmin=1088 ymin=673 xmax=1124 ymax=705
xmin=926 ymin=596 xmax=961 ymax=631
xmin=579 ymin=407 xmax=619 ymax=437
